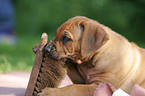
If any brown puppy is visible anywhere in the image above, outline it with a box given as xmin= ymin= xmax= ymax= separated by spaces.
xmin=38 ymin=16 xmax=145 ymax=96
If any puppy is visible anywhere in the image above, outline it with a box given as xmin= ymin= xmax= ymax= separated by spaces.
xmin=37 ymin=16 xmax=145 ymax=96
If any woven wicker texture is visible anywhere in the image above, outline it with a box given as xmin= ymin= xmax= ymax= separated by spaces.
xmin=33 ymin=55 xmax=67 ymax=95
xmin=25 ymin=33 xmax=67 ymax=96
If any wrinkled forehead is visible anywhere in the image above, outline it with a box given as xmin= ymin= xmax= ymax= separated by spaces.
xmin=55 ymin=16 xmax=90 ymax=39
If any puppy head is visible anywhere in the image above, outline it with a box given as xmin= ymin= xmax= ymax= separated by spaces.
xmin=45 ymin=16 xmax=109 ymax=63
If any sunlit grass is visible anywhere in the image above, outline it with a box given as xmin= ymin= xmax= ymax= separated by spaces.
xmin=0 ymin=34 xmax=54 ymax=73
xmin=0 ymin=56 xmax=12 ymax=73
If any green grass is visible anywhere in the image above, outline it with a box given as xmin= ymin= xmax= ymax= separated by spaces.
xmin=0 ymin=34 xmax=54 ymax=73
xmin=0 ymin=36 xmax=36 ymax=73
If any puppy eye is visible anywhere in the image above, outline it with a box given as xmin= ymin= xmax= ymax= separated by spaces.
xmin=63 ymin=36 xmax=72 ymax=43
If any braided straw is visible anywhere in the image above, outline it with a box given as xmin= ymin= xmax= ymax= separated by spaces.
xmin=25 ymin=33 xmax=67 ymax=96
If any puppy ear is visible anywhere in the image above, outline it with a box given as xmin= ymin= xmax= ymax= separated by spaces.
xmin=81 ymin=22 xmax=109 ymax=57
xmin=32 ymin=44 xmax=39 ymax=54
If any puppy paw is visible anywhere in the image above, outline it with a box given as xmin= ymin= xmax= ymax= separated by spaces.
xmin=38 ymin=88 xmax=58 ymax=96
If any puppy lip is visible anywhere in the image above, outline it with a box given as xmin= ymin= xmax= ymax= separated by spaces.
xmin=46 ymin=53 xmax=59 ymax=60
xmin=45 ymin=50 xmax=60 ymax=60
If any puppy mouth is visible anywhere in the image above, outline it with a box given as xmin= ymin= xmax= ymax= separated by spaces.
xmin=45 ymin=50 xmax=59 ymax=60
xmin=45 ymin=42 xmax=76 ymax=61
xmin=45 ymin=48 xmax=76 ymax=62
xmin=44 ymin=43 xmax=68 ymax=61
xmin=45 ymin=49 xmax=75 ymax=61
xmin=45 ymin=45 xmax=60 ymax=60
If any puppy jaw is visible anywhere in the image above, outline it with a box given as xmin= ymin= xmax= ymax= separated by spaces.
xmin=44 ymin=39 xmax=75 ymax=60
xmin=45 ymin=42 xmax=59 ymax=60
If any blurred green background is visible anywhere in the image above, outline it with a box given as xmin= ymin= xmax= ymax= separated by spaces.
xmin=0 ymin=0 xmax=145 ymax=73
